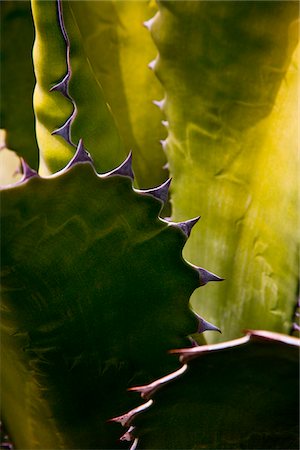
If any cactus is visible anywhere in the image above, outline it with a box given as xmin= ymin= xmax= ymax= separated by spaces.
xmin=0 ymin=0 xmax=299 ymax=449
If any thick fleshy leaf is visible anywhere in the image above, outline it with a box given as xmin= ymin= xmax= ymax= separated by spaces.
xmin=0 ymin=159 xmax=203 ymax=448
xmin=0 ymin=1 xmax=38 ymax=168
xmin=70 ymin=0 xmax=167 ymax=188
xmin=149 ymin=1 xmax=299 ymax=342
xmin=32 ymin=0 xmax=125 ymax=175
xmin=126 ymin=331 xmax=300 ymax=449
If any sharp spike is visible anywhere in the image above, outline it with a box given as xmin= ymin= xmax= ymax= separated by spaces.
xmin=163 ymin=162 xmax=169 ymax=170
xmin=161 ymin=120 xmax=169 ymax=128
xmin=160 ymin=139 xmax=167 ymax=152
xmin=143 ymin=17 xmax=155 ymax=30
xmin=197 ymin=267 xmax=225 ymax=286
xmin=135 ymin=178 xmax=172 ymax=204
xmin=129 ymin=365 xmax=188 ymax=399
xmin=50 ymin=73 xmax=71 ymax=98
xmin=174 ymin=216 xmax=201 ymax=237
xmin=21 ymin=158 xmax=39 ymax=181
xmin=120 ymin=426 xmax=135 ymax=442
xmin=148 ymin=59 xmax=156 ymax=71
xmin=293 ymin=323 xmax=300 ymax=332
xmin=153 ymin=99 xmax=165 ymax=110
xmin=194 ymin=312 xmax=221 ymax=333
xmin=52 ymin=114 xmax=74 ymax=145
xmin=109 ymin=400 xmax=153 ymax=427
xmin=64 ymin=139 xmax=93 ymax=170
xmin=103 ymin=151 xmax=134 ymax=180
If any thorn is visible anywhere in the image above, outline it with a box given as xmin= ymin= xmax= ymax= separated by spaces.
xmin=174 ymin=216 xmax=200 ymax=237
xmin=120 ymin=426 xmax=135 ymax=442
xmin=103 ymin=151 xmax=134 ymax=180
xmin=135 ymin=178 xmax=171 ymax=204
xmin=194 ymin=312 xmax=221 ymax=333
xmin=143 ymin=17 xmax=155 ymax=30
xmin=129 ymin=365 xmax=188 ymax=399
xmin=163 ymin=162 xmax=169 ymax=170
xmin=50 ymin=73 xmax=70 ymax=98
xmin=161 ymin=120 xmax=169 ymax=128
xmin=160 ymin=139 xmax=167 ymax=151
xmin=153 ymin=99 xmax=165 ymax=110
xmin=109 ymin=400 xmax=153 ymax=427
xmin=148 ymin=59 xmax=156 ymax=71
xmin=293 ymin=323 xmax=300 ymax=332
xmin=21 ymin=158 xmax=39 ymax=181
xmin=197 ymin=267 xmax=225 ymax=286
xmin=65 ymin=139 xmax=93 ymax=169
xmin=52 ymin=115 xmax=74 ymax=145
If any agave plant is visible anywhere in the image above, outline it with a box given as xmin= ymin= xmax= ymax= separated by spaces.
xmin=0 ymin=1 xmax=299 ymax=449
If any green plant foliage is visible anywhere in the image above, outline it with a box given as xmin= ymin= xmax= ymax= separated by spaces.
xmin=1 ymin=1 xmax=299 ymax=448
xmin=124 ymin=331 xmax=299 ymax=449
xmin=148 ymin=0 xmax=299 ymax=342
xmin=0 ymin=152 xmax=206 ymax=448
xmin=0 ymin=1 xmax=38 ymax=169
xmin=70 ymin=0 xmax=167 ymax=188
xmin=32 ymin=0 xmax=125 ymax=175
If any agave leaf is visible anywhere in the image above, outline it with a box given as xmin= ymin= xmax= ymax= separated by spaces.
xmin=149 ymin=1 xmax=299 ymax=342
xmin=32 ymin=0 xmax=125 ymax=175
xmin=70 ymin=0 xmax=166 ymax=187
xmin=0 ymin=152 xmax=208 ymax=448
xmin=70 ymin=0 xmax=167 ymax=188
xmin=126 ymin=331 xmax=300 ymax=449
xmin=0 ymin=0 xmax=38 ymax=168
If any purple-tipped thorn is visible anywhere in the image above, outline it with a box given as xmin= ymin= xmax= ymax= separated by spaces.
xmin=175 ymin=216 xmax=201 ymax=237
xmin=135 ymin=178 xmax=171 ymax=204
xmin=52 ymin=114 xmax=74 ymax=145
xmin=64 ymin=139 xmax=93 ymax=170
xmin=197 ymin=267 xmax=225 ymax=286
xmin=50 ymin=73 xmax=71 ymax=98
xmin=293 ymin=323 xmax=300 ymax=332
xmin=161 ymin=120 xmax=169 ymax=128
xmin=104 ymin=151 xmax=134 ymax=180
xmin=163 ymin=162 xmax=169 ymax=170
xmin=195 ymin=312 xmax=221 ymax=333
xmin=21 ymin=158 xmax=39 ymax=181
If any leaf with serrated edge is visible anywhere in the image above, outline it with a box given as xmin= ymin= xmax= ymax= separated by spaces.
xmin=124 ymin=331 xmax=299 ymax=449
xmin=149 ymin=1 xmax=299 ymax=342
xmin=1 ymin=156 xmax=205 ymax=448
xmin=32 ymin=0 xmax=125 ymax=175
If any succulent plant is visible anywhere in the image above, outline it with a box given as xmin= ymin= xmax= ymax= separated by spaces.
xmin=0 ymin=1 xmax=299 ymax=449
